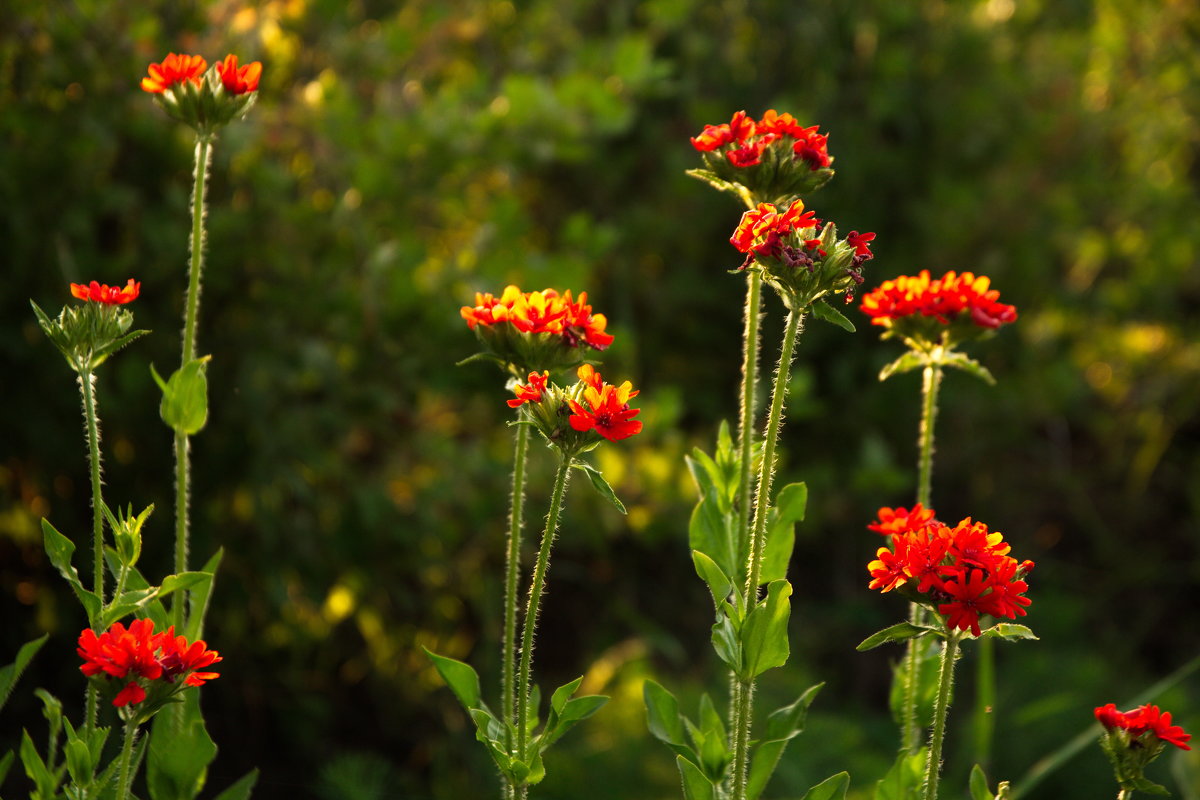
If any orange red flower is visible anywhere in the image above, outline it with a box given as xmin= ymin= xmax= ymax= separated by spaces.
xmin=70 ymin=279 xmax=140 ymax=305
xmin=508 ymin=371 xmax=550 ymax=408
xmin=461 ymin=286 xmax=614 ymax=372
xmin=77 ymin=619 xmax=221 ymax=707
xmin=866 ymin=516 xmax=1032 ymax=637
xmin=859 ymin=270 xmax=1017 ymax=331
xmin=690 ymin=109 xmax=831 ymax=171
xmin=216 ymin=54 xmax=263 ymax=94
xmin=140 ymin=53 xmax=208 ymax=94
xmin=567 ymin=365 xmax=642 ymax=442
xmin=1095 ymin=703 xmax=1192 ymax=750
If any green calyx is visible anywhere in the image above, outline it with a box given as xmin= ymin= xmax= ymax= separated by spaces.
xmin=31 ymin=300 xmax=148 ymax=375
xmin=152 ymin=67 xmax=258 ymax=136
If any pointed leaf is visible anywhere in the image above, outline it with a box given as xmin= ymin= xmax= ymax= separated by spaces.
xmin=801 ymin=771 xmax=851 ymax=800
xmin=572 ymin=461 xmax=627 ymax=514
xmin=0 ymin=749 xmax=14 ymax=786
xmin=41 ymin=518 xmax=101 ymax=624
xmin=691 ymin=551 xmax=733 ymax=609
xmin=746 ymin=683 xmax=824 ymax=799
xmin=857 ymin=622 xmax=939 ymax=652
xmin=969 ymin=764 xmax=991 ymax=800
xmin=212 ymin=770 xmax=258 ymax=800
xmin=644 ymin=679 xmax=688 ymax=746
xmin=539 ymin=695 xmax=608 ymax=751
xmin=685 ymin=168 xmax=745 ymax=198
xmin=20 ymin=730 xmax=57 ymax=799
xmin=761 ymin=483 xmax=806 ymax=584
xmin=742 ymin=580 xmax=793 ymax=678
xmin=94 ymin=329 xmax=150 ymax=362
xmin=874 ymin=748 xmax=926 ymax=800
xmin=677 ymin=754 xmax=717 ymax=800
xmin=146 ymin=691 xmax=217 ymax=800
xmin=976 ymin=624 xmax=1037 ymax=642
xmin=0 ymin=634 xmax=48 ymax=712
xmin=810 ymin=300 xmax=856 ymax=332
xmin=424 ymin=649 xmax=482 ymax=710
xmin=186 ymin=549 xmax=223 ymax=641
xmin=879 ymin=351 xmax=929 ymax=382
xmin=710 ymin=610 xmax=741 ymax=672
xmin=940 ymin=351 xmax=996 ymax=385
xmin=689 ymin=490 xmax=739 ymax=583
xmin=100 ymin=572 xmax=209 ymax=628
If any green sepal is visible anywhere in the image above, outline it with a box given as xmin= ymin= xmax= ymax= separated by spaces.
xmin=146 ymin=690 xmax=218 ymax=800
xmin=101 ymin=502 xmax=153 ymax=570
xmin=800 ymin=771 xmax=851 ymax=800
xmin=974 ymin=623 xmax=1037 ymax=642
xmin=741 ymin=579 xmax=793 ymax=678
xmin=747 ymin=683 xmax=824 ymax=799
xmin=41 ymin=518 xmax=102 ymax=626
xmin=810 ymin=299 xmax=856 ymax=332
xmin=676 ymin=754 xmax=717 ymax=800
xmin=0 ymin=634 xmax=48 ymax=712
xmin=879 ymin=351 xmax=929 ymax=382
xmin=940 ymin=350 xmax=996 ymax=385
xmin=151 ymin=357 xmax=212 ymax=436
xmin=423 ymin=649 xmax=481 ymax=710
xmin=857 ymin=622 xmax=940 ymax=652
xmin=211 ymin=770 xmax=259 ymax=800
xmin=538 ymin=676 xmax=608 ymax=752
xmin=873 ymin=748 xmax=926 ymax=800
xmin=572 ymin=460 xmax=627 ymax=514
xmin=760 ymin=482 xmax=806 ymax=584
xmin=691 ymin=551 xmax=734 ymax=610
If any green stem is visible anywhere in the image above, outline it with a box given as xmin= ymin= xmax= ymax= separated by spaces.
xmin=732 ymin=306 xmax=804 ymax=800
xmin=916 ymin=358 xmax=943 ymax=509
xmin=502 ymin=422 xmax=530 ymax=799
xmin=172 ymin=135 xmax=213 ymax=630
xmin=737 ymin=272 xmax=763 ymax=571
xmin=923 ymin=631 xmax=961 ymax=800
xmin=116 ymin=719 xmax=139 ymax=800
xmin=515 ymin=456 xmax=573 ymax=767
xmin=78 ymin=371 xmax=104 ymax=732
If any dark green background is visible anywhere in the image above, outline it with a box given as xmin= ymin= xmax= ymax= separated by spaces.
xmin=3 ymin=0 xmax=1198 ymax=797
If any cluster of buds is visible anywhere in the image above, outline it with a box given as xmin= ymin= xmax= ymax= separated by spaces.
xmin=730 ymin=199 xmax=875 ymax=308
xmin=867 ymin=506 xmax=1033 ymax=637
xmin=77 ymin=619 xmax=221 ymax=715
xmin=32 ymin=280 xmax=147 ymax=374
xmin=141 ymin=53 xmax=262 ymax=136
xmin=507 ymin=364 xmax=642 ymax=452
xmin=691 ymin=110 xmax=835 ymax=202
xmin=1095 ymin=703 xmax=1191 ymax=792
xmin=859 ymin=269 xmax=1017 ymax=351
xmin=461 ymin=285 xmax=614 ymax=375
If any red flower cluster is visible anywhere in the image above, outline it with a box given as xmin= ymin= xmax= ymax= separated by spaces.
xmin=70 ymin=279 xmax=141 ymax=305
xmin=691 ymin=109 xmax=831 ymax=171
xmin=866 ymin=503 xmax=936 ymax=536
xmin=730 ymin=200 xmax=821 ymax=260
xmin=140 ymin=53 xmax=208 ymax=93
xmin=461 ymin=285 xmax=614 ymax=351
xmin=867 ymin=512 xmax=1033 ymax=636
xmin=508 ymin=371 xmax=549 ymax=408
xmin=568 ymin=364 xmax=642 ymax=442
xmin=77 ymin=619 xmax=221 ymax=707
xmin=859 ymin=270 xmax=1017 ymax=331
xmin=1095 ymin=703 xmax=1192 ymax=750
xmin=216 ymin=54 xmax=263 ymax=94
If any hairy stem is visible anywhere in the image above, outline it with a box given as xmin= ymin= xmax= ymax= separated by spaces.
xmin=78 ymin=371 xmax=104 ymax=732
xmin=116 ymin=719 xmax=139 ymax=800
xmin=516 ymin=456 xmax=573 ymax=768
xmin=732 ymin=306 xmax=804 ymax=800
xmin=502 ymin=422 xmax=530 ymax=800
xmin=923 ymin=631 xmax=961 ymax=800
xmin=916 ymin=359 xmax=943 ymax=509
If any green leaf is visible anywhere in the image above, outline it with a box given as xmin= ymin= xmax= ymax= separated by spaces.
xmin=857 ymin=622 xmax=939 ymax=651
xmin=20 ymin=730 xmax=57 ymax=800
xmin=969 ymin=764 xmax=992 ymax=800
xmin=64 ymin=735 xmax=94 ymax=787
xmin=550 ymin=677 xmax=580 ymax=717
xmin=940 ymin=351 xmax=996 ymax=385
xmin=571 ymin=461 xmax=627 ymax=514
xmin=151 ymin=357 xmax=211 ymax=435
xmin=100 ymin=572 xmax=209 ymax=628
xmin=539 ymin=695 xmax=608 ymax=751
xmin=685 ymin=168 xmax=746 ymax=199
xmin=423 ymin=649 xmax=482 ymax=710
xmin=801 ymin=771 xmax=851 ymax=800
xmin=689 ymin=490 xmax=739 ymax=585
xmin=454 ymin=351 xmax=506 ymax=368
xmin=0 ymin=749 xmax=14 ymax=787
xmin=747 ymin=683 xmax=825 ymax=799
xmin=0 ymin=634 xmax=48 ymax=712
xmin=186 ymin=549 xmax=224 ymax=641
xmin=741 ymin=580 xmax=793 ymax=678
xmin=874 ymin=749 xmax=925 ymax=800
xmin=1128 ymin=777 xmax=1171 ymax=796
xmin=676 ymin=754 xmax=716 ymax=800
xmin=41 ymin=518 xmax=102 ymax=625
xmin=710 ymin=608 xmax=742 ymax=672
xmin=94 ymin=328 xmax=150 ymax=363
xmin=146 ymin=691 xmax=217 ymax=800
xmin=879 ymin=351 xmax=929 ymax=382
xmin=976 ymin=624 xmax=1038 ymax=642
xmin=212 ymin=770 xmax=259 ymax=800
xmin=810 ymin=300 xmax=856 ymax=332
xmin=643 ymin=680 xmax=687 ymax=746
xmin=691 ymin=694 xmax=730 ymax=781
xmin=761 ymin=482 xmax=806 ymax=584
xmin=691 ymin=551 xmax=733 ymax=609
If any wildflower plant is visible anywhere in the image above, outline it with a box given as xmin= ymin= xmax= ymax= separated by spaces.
xmin=1095 ymin=703 xmax=1192 ymax=798
xmin=429 ymin=287 xmax=637 ymax=798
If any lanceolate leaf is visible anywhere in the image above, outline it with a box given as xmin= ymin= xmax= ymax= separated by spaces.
xmin=760 ymin=482 xmax=807 ymax=584
xmin=41 ymin=518 xmax=101 ymax=625
xmin=874 ymin=748 xmax=925 ymax=800
xmin=747 ymin=683 xmax=824 ymax=800
xmin=423 ymin=649 xmax=482 ymax=710
xmin=0 ymin=634 xmax=48 ymax=712
xmin=810 ymin=299 xmax=857 ymax=332
xmin=800 ymin=771 xmax=851 ymax=800
xmin=969 ymin=764 xmax=992 ymax=800
xmin=691 ymin=550 xmax=734 ymax=609
xmin=186 ymin=549 xmax=224 ymax=641
xmin=676 ymin=754 xmax=717 ymax=800
xmin=572 ymin=461 xmax=627 ymax=514
xmin=940 ymin=350 xmax=996 ymax=384
xmin=211 ymin=770 xmax=259 ymax=800
xmin=857 ymin=622 xmax=940 ymax=652
xmin=976 ymin=624 xmax=1038 ymax=642
xmin=879 ymin=350 xmax=928 ymax=382
xmin=689 ymin=489 xmax=739 ymax=582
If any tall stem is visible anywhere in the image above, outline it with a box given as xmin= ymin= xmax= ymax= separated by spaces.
xmin=737 ymin=272 xmax=763 ymax=570
xmin=916 ymin=358 xmax=943 ymax=509
xmin=923 ymin=631 xmax=960 ymax=800
xmin=116 ymin=719 xmax=139 ymax=800
xmin=732 ymin=306 xmax=804 ymax=800
xmin=78 ymin=371 xmax=103 ymax=732
xmin=515 ymin=457 xmax=573 ymax=768
xmin=501 ymin=422 xmax=530 ymax=800
xmin=172 ymin=136 xmax=213 ymax=630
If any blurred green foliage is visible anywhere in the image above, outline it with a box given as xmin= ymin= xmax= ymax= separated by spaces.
xmin=3 ymin=0 xmax=1199 ymax=797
